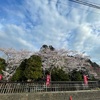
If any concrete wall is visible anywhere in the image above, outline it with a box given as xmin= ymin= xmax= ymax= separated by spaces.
xmin=0 ymin=90 xmax=100 ymax=100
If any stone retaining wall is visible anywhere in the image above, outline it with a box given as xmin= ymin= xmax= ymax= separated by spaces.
xmin=0 ymin=90 xmax=100 ymax=100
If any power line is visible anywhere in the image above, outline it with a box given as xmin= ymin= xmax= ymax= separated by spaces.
xmin=69 ymin=0 xmax=100 ymax=9
xmin=50 ymin=0 xmax=100 ymax=15
xmin=51 ymin=0 xmax=100 ymax=10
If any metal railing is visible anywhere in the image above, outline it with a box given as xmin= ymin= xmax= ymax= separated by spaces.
xmin=0 ymin=81 xmax=99 ymax=94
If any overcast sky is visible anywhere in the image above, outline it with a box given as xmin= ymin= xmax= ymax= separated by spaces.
xmin=0 ymin=0 xmax=100 ymax=64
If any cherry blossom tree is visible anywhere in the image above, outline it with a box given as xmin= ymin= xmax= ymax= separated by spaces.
xmin=0 ymin=48 xmax=32 ymax=81
xmin=35 ymin=45 xmax=92 ymax=79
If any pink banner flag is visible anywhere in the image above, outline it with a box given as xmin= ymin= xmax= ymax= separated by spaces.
xmin=0 ymin=74 xmax=3 ymax=80
xmin=83 ymin=75 xmax=88 ymax=85
xmin=46 ymin=74 xmax=51 ymax=86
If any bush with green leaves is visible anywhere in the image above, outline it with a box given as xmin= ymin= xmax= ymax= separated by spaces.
xmin=70 ymin=69 xmax=83 ymax=81
xmin=51 ymin=67 xmax=70 ymax=81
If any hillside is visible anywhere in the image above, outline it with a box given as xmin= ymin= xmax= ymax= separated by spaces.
xmin=37 ymin=45 xmax=100 ymax=79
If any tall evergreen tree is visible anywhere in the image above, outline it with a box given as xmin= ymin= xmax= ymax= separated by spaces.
xmin=11 ymin=55 xmax=43 ymax=81
xmin=24 ymin=55 xmax=43 ymax=81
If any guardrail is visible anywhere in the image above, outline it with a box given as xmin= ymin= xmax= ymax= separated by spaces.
xmin=0 ymin=81 xmax=99 ymax=94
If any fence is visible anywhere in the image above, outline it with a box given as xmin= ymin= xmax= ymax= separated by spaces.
xmin=0 ymin=81 xmax=99 ymax=94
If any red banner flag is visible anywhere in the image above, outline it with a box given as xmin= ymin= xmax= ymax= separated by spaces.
xmin=46 ymin=74 xmax=51 ymax=86
xmin=83 ymin=75 xmax=88 ymax=85
xmin=0 ymin=74 xmax=3 ymax=80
